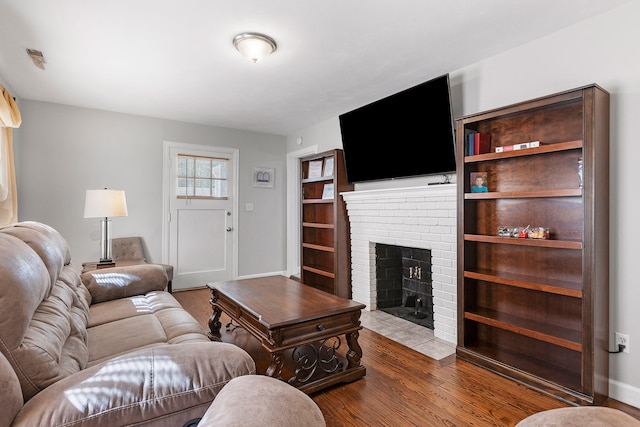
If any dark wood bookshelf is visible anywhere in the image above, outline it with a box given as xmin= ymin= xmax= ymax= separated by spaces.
xmin=300 ymin=149 xmax=353 ymax=298
xmin=456 ymin=84 xmax=610 ymax=405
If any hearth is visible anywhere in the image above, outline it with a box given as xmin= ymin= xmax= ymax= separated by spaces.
xmin=375 ymin=244 xmax=433 ymax=329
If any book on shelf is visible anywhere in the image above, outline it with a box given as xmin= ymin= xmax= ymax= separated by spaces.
xmin=474 ymin=133 xmax=491 ymax=154
xmin=495 ymin=141 xmax=542 ymax=152
xmin=466 ymin=132 xmax=491 ymax=155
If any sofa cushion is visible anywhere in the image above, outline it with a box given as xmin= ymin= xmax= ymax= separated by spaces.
xmin=80 ymin=264 xmax=168 ymax=304
xmin=87 ymin=290 xmax=183 ymax=328
xmin=87 ymin=291 xmax=210 ymax=366
xmin=11 ymin=342 xmax=256 ymax=427
xmin=0 ymin=221 xmax=71 ymax=287
xmin=0 ymin=224 xmax=91 ymax=401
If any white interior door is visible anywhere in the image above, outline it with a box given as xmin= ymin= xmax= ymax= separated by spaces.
xmin=163 ymin=142 xmax=238 ymax=290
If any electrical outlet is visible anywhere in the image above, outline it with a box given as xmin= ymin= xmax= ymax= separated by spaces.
xmin=615 ymin=332 xmax=630 ymax=353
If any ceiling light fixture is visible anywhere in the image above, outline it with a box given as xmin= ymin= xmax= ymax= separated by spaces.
xmin=233 ymin=32 xmax=277 ymax=63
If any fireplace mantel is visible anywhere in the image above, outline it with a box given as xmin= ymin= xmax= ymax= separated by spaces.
xmin=341 ymin=184 xmax=457 ymax=343
xmin=340 ymin=183 xmax=455 ymax=201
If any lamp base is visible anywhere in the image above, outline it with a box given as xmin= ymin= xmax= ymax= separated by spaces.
xmin=97 ymin=261 xmax=116 ymax=269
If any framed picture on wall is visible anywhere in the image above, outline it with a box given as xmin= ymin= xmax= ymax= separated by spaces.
xmin=252 ymin=167 xmax=275 ymax=188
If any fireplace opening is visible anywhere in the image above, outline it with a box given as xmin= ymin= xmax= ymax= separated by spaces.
xmin=375 ymin=244 xmax=433 ymax=329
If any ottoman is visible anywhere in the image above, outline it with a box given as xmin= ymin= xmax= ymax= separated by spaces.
xmin=516 ymin=406 xmax=640 ymax=426
xmin=198 ymin=375 xmax=326 ymax=426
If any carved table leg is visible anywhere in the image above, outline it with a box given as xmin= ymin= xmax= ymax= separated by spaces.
xmin=208 ymin=304 xmax=222 ymax=342
xmin=265 ymin=351 xmax=284 ymax=379
xmin=345 ymin=330 xmax=363 ymax=369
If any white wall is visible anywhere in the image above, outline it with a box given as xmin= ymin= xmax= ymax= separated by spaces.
xmin=15 ymin=100 xmax=288 ymax=278
xmin=287 ymin=0 xmax=640 ymax=408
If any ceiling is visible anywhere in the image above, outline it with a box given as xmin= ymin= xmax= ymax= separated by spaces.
xmin=0 ymin=0 xmax=631 ymax=136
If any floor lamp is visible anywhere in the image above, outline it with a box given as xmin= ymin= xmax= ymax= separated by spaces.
xmin=84 ymin=189 xmax=128 ymax=266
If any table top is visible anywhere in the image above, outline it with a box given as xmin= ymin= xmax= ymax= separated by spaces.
xmin=208 ymin=275 xmax=366 ymax=329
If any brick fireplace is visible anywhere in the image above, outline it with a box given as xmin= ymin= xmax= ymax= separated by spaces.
xmin=341 ymin=184 xmax=457 ymax=344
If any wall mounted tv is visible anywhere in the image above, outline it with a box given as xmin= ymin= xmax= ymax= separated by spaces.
xmin=338 ymin=73 xmax=456 ymax=183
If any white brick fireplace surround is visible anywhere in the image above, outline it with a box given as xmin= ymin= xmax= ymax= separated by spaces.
xmin=341 ymin=184 xmax=457 ymax=344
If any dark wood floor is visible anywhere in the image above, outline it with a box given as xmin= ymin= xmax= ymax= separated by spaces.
xmin=173 ymin=287 xmax=640 ymax=426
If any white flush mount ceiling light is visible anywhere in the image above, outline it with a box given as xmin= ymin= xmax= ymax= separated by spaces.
xmin=233 ymin=32 xmax=277 ymax=63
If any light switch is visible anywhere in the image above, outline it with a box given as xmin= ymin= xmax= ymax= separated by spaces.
xmin=245 ymin=202 xmax=254 ymax=212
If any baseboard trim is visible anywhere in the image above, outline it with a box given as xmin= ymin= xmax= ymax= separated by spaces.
xmin=610 ymin=378 xmax=640 ymax=409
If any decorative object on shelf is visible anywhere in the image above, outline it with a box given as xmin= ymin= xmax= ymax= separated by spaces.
xmin=83 ymin=188 xmax=128 ymax=264
xmin=322 ymin=183 xmax=334 ymax=199
xmin=252 ymin=167 xmax=275 ymax=188
xmin=307 ymin=160 xmax=323 ymax=179
xmin=232 ymin=32 xmax=277 ymax=63
xmin=470 ymin=172 xmax=488 ymax=193
xmin=497 ymin=226 xmax=549 ymax=239
xmin=322 ymin=156 xmax=334 ymax=177
xmin=528 ymin=227 xmax=549 ymax=239
xmin=498 ymin=226 xmax=516 ymax=237
xmin=495 ymin=141 xmax=543 ymax=152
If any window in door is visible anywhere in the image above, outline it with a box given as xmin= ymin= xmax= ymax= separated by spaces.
xmin=177 ymin=154 xmax=228 ymax=199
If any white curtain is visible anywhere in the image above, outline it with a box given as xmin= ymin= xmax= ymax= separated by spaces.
xmin=0 ymin=84 xmax=21 ymax=226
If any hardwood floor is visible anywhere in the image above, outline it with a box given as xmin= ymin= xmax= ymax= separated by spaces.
xmin=173 ymin=287 xmax=640 ymax=426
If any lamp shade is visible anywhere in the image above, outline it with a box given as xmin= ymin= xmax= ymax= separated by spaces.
xmin=84 ymin=189 xmax=128 ymax=218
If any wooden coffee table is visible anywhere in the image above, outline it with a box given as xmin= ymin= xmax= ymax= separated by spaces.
xmin=207 ymin=275 xmax=366 ymax=394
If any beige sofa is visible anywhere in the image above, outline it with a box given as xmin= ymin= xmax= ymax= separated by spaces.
xmin=0 ymin=221 xmax=259 ymax=426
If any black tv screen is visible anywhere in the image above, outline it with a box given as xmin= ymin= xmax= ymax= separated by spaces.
xmin=338 ymin=74 xmax=456 ymax=183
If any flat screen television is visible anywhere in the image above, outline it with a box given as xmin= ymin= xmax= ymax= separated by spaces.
xmin=338 ymin=73 xmax=456 ymax=183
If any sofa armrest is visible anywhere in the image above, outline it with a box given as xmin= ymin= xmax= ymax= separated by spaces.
xmin=0 ymin=351 xmax=23 ymax=427
xmin=80 ymin=264 xmax=168 ymax=303
xmin=12 ymin=342 xmax=256 ymax=427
